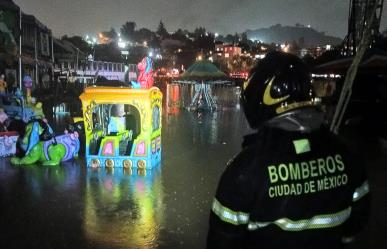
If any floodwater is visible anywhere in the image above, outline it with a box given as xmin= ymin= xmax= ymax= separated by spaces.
xmin=0 ymin=84 xmax=252 ymax=249
xmin=1 ymin=83 xmax=386 ymax=249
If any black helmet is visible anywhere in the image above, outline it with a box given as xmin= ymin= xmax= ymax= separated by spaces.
xmin=241 ymin=51 xmax=316 ymax=129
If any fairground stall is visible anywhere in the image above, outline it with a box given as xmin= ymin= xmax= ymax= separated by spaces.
xmin=79 ymin=86 xmax=162 ymax=169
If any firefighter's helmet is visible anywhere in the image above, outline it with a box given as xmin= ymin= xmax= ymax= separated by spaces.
xmin=241 ymin=51 xmax=316 ymax=129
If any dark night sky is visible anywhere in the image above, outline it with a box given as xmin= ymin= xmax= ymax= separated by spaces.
xmin=14 ymin=0 xmax=387 ymax=38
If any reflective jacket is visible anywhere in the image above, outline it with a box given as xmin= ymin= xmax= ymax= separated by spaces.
xmin=207 ymin=109 xmax=370 ymax=249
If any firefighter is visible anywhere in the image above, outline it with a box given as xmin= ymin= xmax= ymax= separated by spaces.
xmin=206 ymin=51 xmax=370 ymax=249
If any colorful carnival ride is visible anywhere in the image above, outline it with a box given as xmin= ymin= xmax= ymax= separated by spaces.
xmin=10 ymin=119 xmax=80 ymax=166
xmin=79 ymin=86 xmax=162 ymax=169
xmin=1 ymin=86 xmax=79 ymax=163
xmin=130 ymin=56 xmax=154 ymax=89
xmin=0 ymin=88 xmax=42 ymax=158
xmin=0 ymin=108 xmax=20 ymax=157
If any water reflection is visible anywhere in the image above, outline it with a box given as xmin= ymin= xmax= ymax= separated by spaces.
xmin=165 ymin=83 xmax=181 ymax=115
xmin=84 ymin=166 xmax=165 ymax=249
xmin=0 ymin=159 xmax=83 ymax=198
xmin=0 ymin=159 xmax=85 ymax=249
xmin=164 ymin=82 xmax=250 ymax=146
xmin=0 ymin=83 xmax=251 ymax=249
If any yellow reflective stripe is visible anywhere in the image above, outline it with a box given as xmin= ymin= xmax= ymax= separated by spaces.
xmin=353 ymin=181 xmax=370 ymax=202
xmin=211 ymin=198 xmax=250 ymax=225
xmin=248 ymin=207 xmax=352 ymax=231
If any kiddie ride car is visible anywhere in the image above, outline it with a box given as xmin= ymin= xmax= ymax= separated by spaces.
xmin=79 ymin=86 xmax=162 ymax=170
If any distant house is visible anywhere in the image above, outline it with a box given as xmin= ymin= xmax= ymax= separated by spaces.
xmin=21 ymin=13 xmax=54 ymax=89
xmin=0 ymin=0 xmax=54 ymax=90
xmin=54 ymin=39 xmax=131 ymax=84
xmin=215 ymin=43 xmax=242 ymax=59
xmin=53 ymin=38 xmax=86 ymax=81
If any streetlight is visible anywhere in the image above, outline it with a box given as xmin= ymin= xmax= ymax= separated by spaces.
xmin=118 ymin=40 xmax=127 ymax=49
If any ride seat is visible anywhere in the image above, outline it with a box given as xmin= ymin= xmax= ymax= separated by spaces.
xmin=108 ymin=116 xmax=126 ymax=135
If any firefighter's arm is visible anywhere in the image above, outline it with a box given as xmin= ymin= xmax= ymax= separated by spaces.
xmin=343 ymin=180 xmax=370 ymax=239
xmin=207 ymin=211 xmax=247 ymax=249
xmin=207 ymin=158 xmax=253 ymax=249
xmin=342 ymin=157 xmax=371 ymax=242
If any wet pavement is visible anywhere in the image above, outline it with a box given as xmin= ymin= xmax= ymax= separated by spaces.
xmin=0 ymin=102 xmax=251 ymax=249
xmin=0 ymin=86 xmax=386 ymax=249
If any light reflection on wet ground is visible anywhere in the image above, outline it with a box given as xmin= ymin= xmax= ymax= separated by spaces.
xmin=1 ymin=84 xmax=386 ymax=248
xmin=0 ymin=91 xmax=252 ymax=249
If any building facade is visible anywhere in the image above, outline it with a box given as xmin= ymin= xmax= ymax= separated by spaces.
xmin=215 ymin=43 xmax=242 ymax=59
xmin=0 ymin=0 xmax=20 ymax=91
xmin=0 ymin=0 xmax=54 ymax=91
xmin=21 ymin=13 xmax=54 ymax=89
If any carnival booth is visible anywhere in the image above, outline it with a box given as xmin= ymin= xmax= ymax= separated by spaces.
xmin=79 ymin=87 xmax=162 ymax=169
xmin=174 ymin=60 xmax=231 ymax=111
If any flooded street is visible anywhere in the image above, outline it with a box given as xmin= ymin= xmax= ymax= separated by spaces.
xmin=0 ymin=85 xmax=253 ymax=249
xmin=1 ymin=84 xmax=386 ymax=249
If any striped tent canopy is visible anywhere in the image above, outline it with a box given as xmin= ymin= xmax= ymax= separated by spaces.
xmin=175 ymin=60 xmax=231 ymax=84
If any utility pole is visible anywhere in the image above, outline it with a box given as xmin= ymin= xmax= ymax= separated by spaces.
xmin=76 ymin=47 xmax=79 ymax=72
xmin=18 ymin=8 xmax=22 ymax=90
xmin=343 ymin=0 xmax=384 ymax=56
xmin=331 ymin=0 xmax=382 ymax=133
xmin=51 ymin=31 xmax=54 ymax=89
xmin=34 ymin=26 xmax=38 ymax=89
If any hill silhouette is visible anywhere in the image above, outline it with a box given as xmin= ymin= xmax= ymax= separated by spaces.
xmin=245 ymin=24 xmax=342 ymax=48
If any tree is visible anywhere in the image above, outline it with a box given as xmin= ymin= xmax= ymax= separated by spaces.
xmin=61 ymin=35 xmax=91 ymax=54
xmin=193 ymin=27 xmax=206 ymax=39
xmin=102 ymin=28 xmax=118 ymax=41
xmin=228 ymin=55 xmax=254 ymax=72
xmin=156 ymin=20 xmax=169 ymax=39
xmin=289 ymin=40 xmax=300 ymax=55
xmin=225 ymin=34 xmax=236 ymax=44
xmin=93 ymin=43 xmax=123 ymax=62
xmin=313 ymin=49 xmax=341 ymax=66
xmin=171 ymin=29 xmax=187 ymax=41
xmin=193 ymin=32 xmax=214 ymax=51
xmin=170 ymin=29 xmax=192 ymax=49
xmin=135 ymin=28 xmax=154 ymax=43
xmin=149 ymin=36 xmax=161 ymax=49
xmin=240 ymin=33 xmax=248 ymax=43
xmin=126 ymin=46 xmax=147 ymax=64
xmin=238 ymin=33 xmax=252 ymax=52
xmin=120 ymin=21 xmax=136 ymax=41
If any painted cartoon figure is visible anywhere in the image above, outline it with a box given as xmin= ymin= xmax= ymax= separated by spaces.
xmin=131 ymin=57 xmax=154 ymax=89
xmin=11 ymin=119 xmax=80 ymax=166
xmin=23 ymin=75 xmax=33 ymax=104
xmin=0 ymin=108 xmax=19 ymax=157
xmin=0 ymin=107 xmax=26 ymax=134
